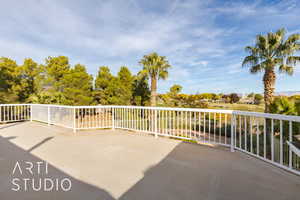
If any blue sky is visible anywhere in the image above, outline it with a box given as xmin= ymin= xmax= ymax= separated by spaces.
xmin=1 ymin=0 xmax=300 ymax=94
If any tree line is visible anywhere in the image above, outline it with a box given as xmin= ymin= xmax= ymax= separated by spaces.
xmin=0 ymin=54 xmax=261 ymax=108
xmin=0 ymin=56 xmax=146 ymax=106
xmin=0 ymin=52 xmax=174 ymax=106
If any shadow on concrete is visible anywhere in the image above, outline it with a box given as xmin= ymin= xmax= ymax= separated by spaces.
xmin=1 ymin=133 xmax=299 ymax=200
xmin=27 ymin=137 xmax=54 ymax=153
xmin=119 ymin=142 xmax=300 ymax=200
xmin=0 ymin=122 xmax=25 ymax=130
xmin=3 ymin=136 xmax=17 ymax=140
xmin=0 ymin=135 xmax=115 ymax=200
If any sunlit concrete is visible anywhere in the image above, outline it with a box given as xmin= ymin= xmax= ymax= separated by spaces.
xmin=0 ymin=122 xmax=299 ymax=200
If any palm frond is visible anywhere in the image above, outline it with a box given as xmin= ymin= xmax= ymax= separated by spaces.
xmin=138 ymin=69 xmax=149 ymax=78
xmin=242 ymin=55 xmax=259 ymax=67
xmin=250 ymin=64 xmax=263 ymax=74
xmin=274 ymin=58 xmax=283 ymax=65
xmin=245 ymin=46 xmax=258 ymax=55
xmin=139 ymin=52 xmax=171 ymax=80
xmin=279 ymin=64 xmax=294 ymax=75
xmin=280 ymin=33 xmax=300 ymax=55
xmin=285 ymin=33 xmax=300 ymax=44
xmin=256 ymin=35 xmax=268 ymax=52
xmin=275 ymin=28 xmax=286 ymax=38
xmin=269 ymin=30 xmax=284 ymax=53
xmin=287 ymin=56 xmax=300 ymax=65
xmin=159 ymin=70 xmax=168 ymax=80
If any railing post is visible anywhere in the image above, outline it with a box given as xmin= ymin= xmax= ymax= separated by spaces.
xmin=0 ymin=106 xmax=2 ymax=122
xmin=30 ymin=105 xmax=33 ymax=122
xmin=47 ymin=106 xmax=50 ymax=126
xmin=154 ymin=109 xmax=158 ymax=138
xmin=230 ymin=113 xmax=235 ymax=152
xmin=289 ymin=121 xmax=292 ymax=169
xmin=73 ymin=107 xmax=76 ymax=133
xmin=112 ymin=107 xmax=115 ymax=130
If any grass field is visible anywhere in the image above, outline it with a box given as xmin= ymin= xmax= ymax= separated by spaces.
xmin=208 ymin=103 xmax=265 ymax=112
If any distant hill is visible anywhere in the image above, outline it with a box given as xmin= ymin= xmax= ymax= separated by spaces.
xmin=275 ymin=91 xmax=300 ymax=96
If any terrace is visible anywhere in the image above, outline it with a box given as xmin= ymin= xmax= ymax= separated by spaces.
xmin=1 ymin=104 xmax=300 ymax=200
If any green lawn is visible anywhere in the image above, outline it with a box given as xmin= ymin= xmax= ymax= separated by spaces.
xmin=208 ymin=103 xmax=265 ymax=112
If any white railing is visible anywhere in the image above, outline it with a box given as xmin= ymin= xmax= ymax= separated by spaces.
xmin=1 ymin=104 xmax=299 ymax=175
xmin=74 ymin=106 xmax=113 ymax=130
xmin=113 ymin=106 xmax=233 ymax=147
xmin=0 ymin=104 xmax=31 ymax=122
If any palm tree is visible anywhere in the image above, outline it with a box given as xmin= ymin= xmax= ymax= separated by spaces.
xmin=242 ymin=28 xmax=300 ymax=113
xmin=139 ymin=52 xmax=172 ymax=106
xmin=269 ymin=97 xmax=297 ymax=115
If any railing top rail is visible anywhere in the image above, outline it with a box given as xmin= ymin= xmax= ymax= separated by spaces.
xmin=233 ymin=110 xmax=300 ymax=122
xmin=0 ymin=104 xmax=31 ymax=106
xmin=30 ymin=104 xmax=75 ymax=108
xmin=110 ymin=105 xmax=234 ymax=113
xmin=111 ymin=105 xmax=300 ymax=122
xmin=2 ymin=103 xmax=300 ymax=122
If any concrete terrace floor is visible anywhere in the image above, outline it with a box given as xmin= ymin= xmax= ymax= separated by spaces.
xmin=0 ymin=122 xmax=299 ymax=200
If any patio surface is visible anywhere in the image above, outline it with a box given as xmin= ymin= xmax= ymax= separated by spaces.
xmin=0 ymin=121 xmax=299 ymax=200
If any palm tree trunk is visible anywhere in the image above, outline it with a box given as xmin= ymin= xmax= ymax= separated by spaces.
xmin=263 ymin=68 xmax=276 ymax=113
xmin=150 ymin=76 xmax=157 ymax=106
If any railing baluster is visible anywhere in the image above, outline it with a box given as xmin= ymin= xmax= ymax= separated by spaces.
xmin=239 ymin=115 xmax=242 ymax=148
xmin=225 ymin=114 xmax=227 ymax=144
xmin=264 ymin=118 xmax=266 ymax=159
xmin=257 ymin=119 xmax=259 ymax=156
xmin=289 ymin=121 xmax=292 ymax=169
xmin=189 ymin=111 xmax=192 ymax=138
xmin=244 ymin=116 xmax=247 ymax=151
xmin=185 ymin=111 xmax=187 ymax=138
xmin=280 ymin=120 xmax=283 ymax=165
xmin=219 ymin=113 xmax=222 ymax=144
xmin=204 ymin=113 xmax=206 ymax=142
xmin=230 ymin=114 xmax=235 ymax=152
xmin=208 ymin=112 xmax=211 ymax=143
xmin=250 ymin=117 xmax=253 ymax=153
xmin=214 ymin=112 xmax=216 ymax=142
xmin=199 ymin=112 xmax=201 ymax=142
xmin=234 ymin=115 xmax=237 ymax=148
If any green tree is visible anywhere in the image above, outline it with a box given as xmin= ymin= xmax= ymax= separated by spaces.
xmin=44 ymin=56 xmax=70 ymax=92
xmin=132 ymin=73 xmax=150 ymax=106
xmin=174 ymin=94 xmax=208 ymax=108
xmin=117 ymin=66 xmax=134 ymax=105
xmin=94 ymin=66 xmax=129 ymax=105
xmin=169 ymin=84 xmax=182 ymax=95
xmin=199 ymin=93 xmax=215 ymax=100
xmin=0 ymin=57 xmax=18 ymax=103
xmin=163 ymin=84 xmax=183 ymax=107
xmin=254 ymin=93 xmax=263 ymax=105
xmin=61 ymin=64 xmax=93 ymax=105
xmin=139 ymin=52 xmax=171 ymax=106
xmin=295 ymin=101 xmax=300 ymax=116
xmin=95 ymin=66 xmax=113 ymax=90
xmin=94 ymin=66 xmax=114 ymax=104
xmin=242 ymin=28 xmax=300 ymax=112
xmin=269 ymin=97 xmax=300 ymax=139
xmin=247 ymin=93 xmax=255 ymax=98
xmin=29 ymin=91 xmax=67 ymax=104
xmin=14 ymin=58 xmax=41 ymax=102
xmin=229 ymin=93 xmax=240 ymax=104
xmin=213 ymin=94 xmax=221 ymax=101
xmin=270 ymin=97 xmax=297 ymax=115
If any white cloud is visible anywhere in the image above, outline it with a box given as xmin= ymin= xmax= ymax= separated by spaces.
xmin=227 ymin=63 xmax=243 ymax=74
xmin=190 ymin=61 xmax=208 ymax=67
xmin=0 ymin=0 xmax=299 ymax=93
